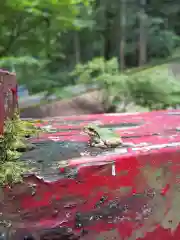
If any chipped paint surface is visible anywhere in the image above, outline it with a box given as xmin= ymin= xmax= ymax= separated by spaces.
xmin=2 ymin=110 xmax=180 ymax=239
xmin=0 ymin=70 xmax=18 ymax=133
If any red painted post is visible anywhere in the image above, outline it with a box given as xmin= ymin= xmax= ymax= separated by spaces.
xmin=0 ymin=69 xmax=18 ymax=134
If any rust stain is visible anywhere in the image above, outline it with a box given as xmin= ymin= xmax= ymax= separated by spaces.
xmin=128 ymin=193 xmax=167 ymax=239
xmin=113 ymin=186 xmax=132 ymax=197
xmin=161 ymin=183 xmax=180 ymax=233
xmin=141 ymin=165 xmax=171 ymax=190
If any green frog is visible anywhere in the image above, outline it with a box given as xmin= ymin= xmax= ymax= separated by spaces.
xmin=83 ymin=124 xmax=124 ymax=148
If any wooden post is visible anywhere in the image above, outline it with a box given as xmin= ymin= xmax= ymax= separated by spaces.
xmin=0 ymin=70 xmax=17 ymax=134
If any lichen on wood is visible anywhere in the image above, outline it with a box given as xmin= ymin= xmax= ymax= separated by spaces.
xmin=0 ymin=110 xmax=40 ymax=186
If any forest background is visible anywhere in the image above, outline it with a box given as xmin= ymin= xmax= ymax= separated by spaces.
xmin=1 ymin=0 xmax=180 ymax=114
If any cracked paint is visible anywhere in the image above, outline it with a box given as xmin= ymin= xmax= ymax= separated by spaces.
xmin=1 ymin=110 xmax=180 ymax=239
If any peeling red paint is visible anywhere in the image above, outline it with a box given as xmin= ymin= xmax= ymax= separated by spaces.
xmin=0 ymin=69 xmax=17 ymax=133
xmin=1 ymin=111 xmax=180 ymax=239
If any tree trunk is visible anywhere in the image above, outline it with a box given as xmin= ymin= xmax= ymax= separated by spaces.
xmin=98 ymin=0 xmax=106 ymax=57
xmin=104 ymin=10 xmax=112 ymax=60
xmin=45 ymin=17 xmax=51 ymax=59
xmin=139 ymin=0 xmax=147 ymax=66
xmin=119 ymin=0 xmax=126 ymax=70
xmin=74 ymin=31 xmax=81 ymax=64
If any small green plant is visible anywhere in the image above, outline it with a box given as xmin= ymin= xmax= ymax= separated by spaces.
xmin=0 ymin=111 xmax=39 ymax=186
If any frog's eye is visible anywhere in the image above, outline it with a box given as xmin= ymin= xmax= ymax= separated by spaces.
xmin=83 ymin=127 xmax=91 ymax=133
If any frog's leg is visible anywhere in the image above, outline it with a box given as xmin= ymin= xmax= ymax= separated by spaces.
xmin=105 ymin=138 xmax=123 ymax=148
xmin=92 ymin=139 xmax=107 ymax=148
xmin=88 ymin=138 xmax=94 ymax=146
xmin=88 ymin=137 xmax=99 ymax=147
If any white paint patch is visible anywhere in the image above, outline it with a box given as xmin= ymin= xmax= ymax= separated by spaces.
xmin=167 ymin=112 xmax=180 ymax=115
xmin=114 ymin=148 xmax=128 ymax=154
xmin=112 ymin=163 xmax=116 ymax=176
xmin=41 ymin=125 xmax=52 ymax=130
xmin=132 ymin=142 xmax=180 ymax=151
xmin=48 ymin=136 xmax=60 ymax=142
xmin=104 ymin=112 xmax=139 ymax=117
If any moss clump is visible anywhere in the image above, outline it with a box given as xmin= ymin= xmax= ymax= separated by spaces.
xmin=0 ymin=111 xmax=40 ymax=186
xmin=0 ymin=161 xmax=26 ymax=186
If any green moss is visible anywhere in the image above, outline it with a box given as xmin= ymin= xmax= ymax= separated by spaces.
xmin=0 ymin=110 xmax=40 ymax=186
xmin=0 ymin=161 xmax=26 ymax=186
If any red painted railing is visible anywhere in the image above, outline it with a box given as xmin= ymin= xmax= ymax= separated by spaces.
xmin=1 ymin=110 xmax=180 ymax=239
xmin=0 ymin=69 xmax=18 ymax=133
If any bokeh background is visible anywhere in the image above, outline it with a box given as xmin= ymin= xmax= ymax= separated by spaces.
xmin=1 ymin=0 xmax=180 ymax=117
